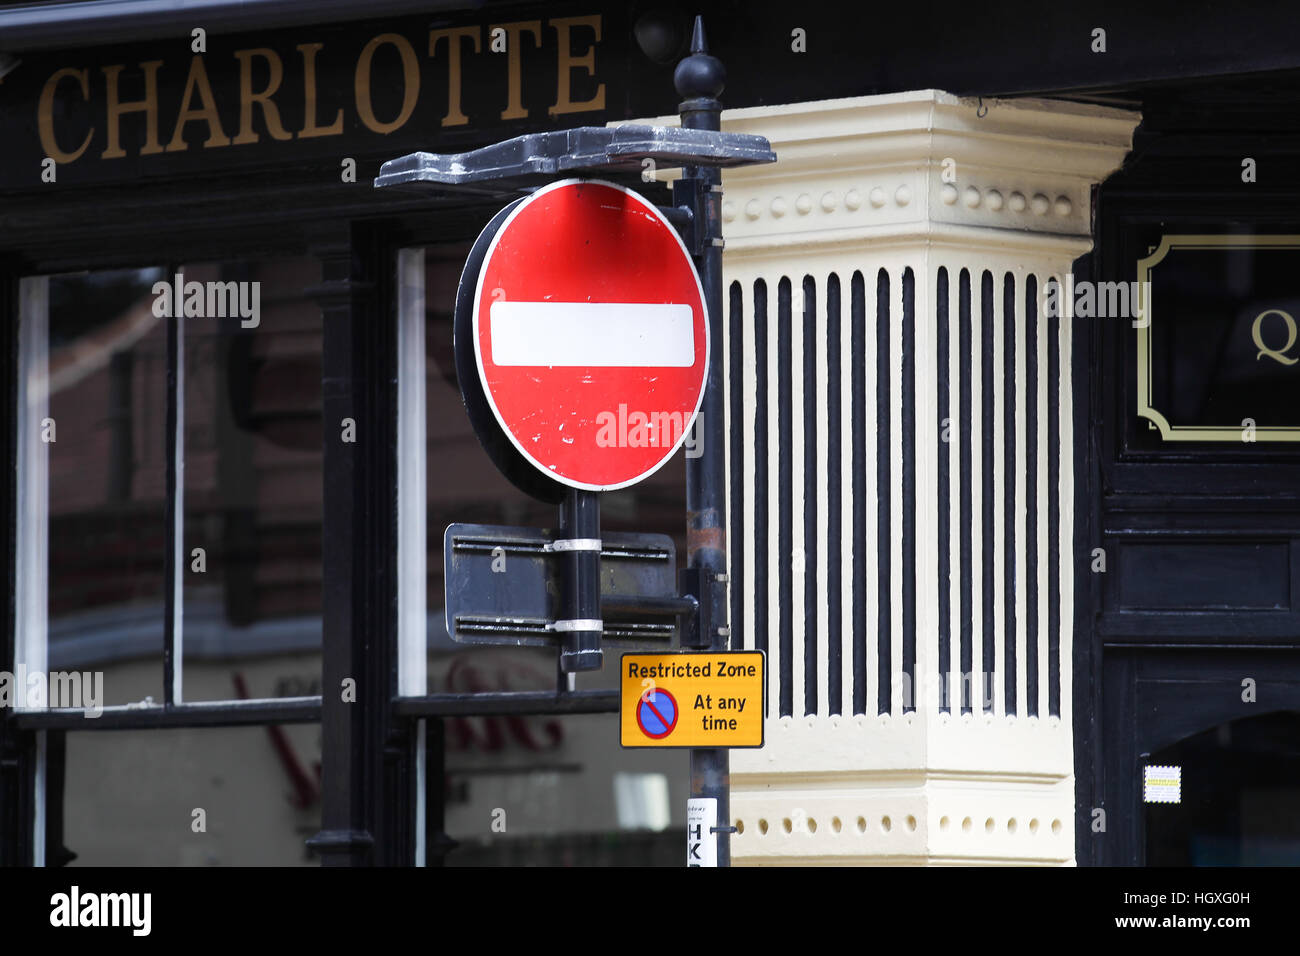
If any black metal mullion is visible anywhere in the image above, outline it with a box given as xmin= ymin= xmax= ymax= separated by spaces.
xmin=395 ymin=690 xmax=619 ymax=717
xmin=44 ymin=730 xmax=74 ymax=866
xmin=0 ymin=258 xmax=34 ymax=866
xmin=424 ymin=718 xmax=455 ymax=865
xmin=14 ymin=698 xmax=323 ymax=731
xmin=312 ymin=225 xmax=373 ymax=866
xmin=307 ymin=221 xmax=410 ymax=867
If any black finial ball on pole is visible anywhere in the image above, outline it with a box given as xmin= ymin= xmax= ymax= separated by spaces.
xmin=674 ymin=15 xmax=725 ymax=109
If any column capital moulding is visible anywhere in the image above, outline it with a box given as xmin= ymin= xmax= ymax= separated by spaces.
xmin=632 ymin=89 xmax=1139 ymax=263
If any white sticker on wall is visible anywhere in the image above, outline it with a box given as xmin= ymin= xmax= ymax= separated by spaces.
xmin=686 ymin=798 xmax=718 ymax=867
xmin=1143 ymin=765 xmax=1182 ymax=804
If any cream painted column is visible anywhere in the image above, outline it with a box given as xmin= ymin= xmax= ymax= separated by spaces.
xmin=686 ymin=91 xmax=1138 ymax=865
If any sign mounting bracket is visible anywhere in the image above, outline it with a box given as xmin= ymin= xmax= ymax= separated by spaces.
xmin=373 ymin=123 xmax=775 ymax=200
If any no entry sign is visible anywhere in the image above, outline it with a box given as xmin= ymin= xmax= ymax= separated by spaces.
xmin=470 ymin=178 xmax=708 ymax=491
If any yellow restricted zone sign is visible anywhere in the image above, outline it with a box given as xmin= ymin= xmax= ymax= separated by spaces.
xmin=620 ymin=651 xmax=765 ymax=748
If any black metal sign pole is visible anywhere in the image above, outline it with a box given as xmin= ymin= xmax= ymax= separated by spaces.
xmin=677 ymin=18 xmax=732 ymax=867
xmin=557 ymin=489 xmax=603 ymax=677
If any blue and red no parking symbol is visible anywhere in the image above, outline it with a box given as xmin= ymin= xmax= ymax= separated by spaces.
xmin=636 ymin=688 xmax=679 ymax=739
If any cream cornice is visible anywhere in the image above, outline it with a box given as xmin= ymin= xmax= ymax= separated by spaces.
xmin=718 ymin=218 xmax=1099 ymax=262
xmin=615 ymin=89 xmax=1141 ymax=245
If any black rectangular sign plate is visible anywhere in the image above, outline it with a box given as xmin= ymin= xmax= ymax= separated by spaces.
xmin=443 ymin=523 xmax=678 ymax=647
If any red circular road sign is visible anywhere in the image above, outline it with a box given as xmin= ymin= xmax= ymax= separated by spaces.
xmin=472 ymin=178 xmax=708 ymax=491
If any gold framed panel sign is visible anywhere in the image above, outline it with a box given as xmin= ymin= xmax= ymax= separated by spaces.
xmin=1136 ymin=234 xmax=1300 ymax=442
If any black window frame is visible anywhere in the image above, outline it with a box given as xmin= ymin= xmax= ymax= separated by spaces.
xmin=0 ymin=175 xmax=458 ymax=866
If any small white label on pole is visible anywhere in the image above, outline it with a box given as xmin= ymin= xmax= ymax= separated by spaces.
xmin=686 ymin=797 xmax=718 ymax=867
xmin=1143 ymin=764 xmax=1182 ymax=804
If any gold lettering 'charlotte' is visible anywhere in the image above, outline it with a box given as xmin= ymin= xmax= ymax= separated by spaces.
xmin=36 ymin=15 xmax=604 ymax=165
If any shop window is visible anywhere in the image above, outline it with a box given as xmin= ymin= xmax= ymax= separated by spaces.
xmin=19 ymin=268 xmax=169 ymax=708
xmin=1145 ymin=712 xmax=1300 ymax=865
xmin=396 ymin=244 xmax=690 ymax=862
xmin=16 ymin=259 xmax=323 ymax=714
xmin=179 ymin=259 xmax=323 ymax=703
xmin=59 ymin=724 xmax=322 ymax=865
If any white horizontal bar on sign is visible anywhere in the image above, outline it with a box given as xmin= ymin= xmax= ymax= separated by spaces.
xmin=489 ymin=301 xmax=695 ymax=367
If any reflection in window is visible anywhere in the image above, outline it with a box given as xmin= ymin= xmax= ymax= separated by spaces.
xmin=180 ymin=258 xmax=323 ymax=702
xmin=29 ymin=268 xmax=170 ymax=707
